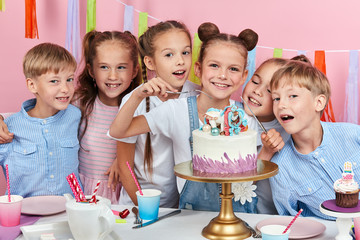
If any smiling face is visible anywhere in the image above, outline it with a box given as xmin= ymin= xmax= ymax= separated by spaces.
xmin=242 ymin=62 xmax=282 ymax=122
xmin=90 ymin=40 xmax=138 ymax=106
xmin=195 ymin=42 xmax=247 ymax=101
xmin=144 ymin=29 xmax=192 ymax=90
xmin=271 ymin=78 xmax=324 ymax=135
xmin=27 ymin=68 xmax=75 ymax=118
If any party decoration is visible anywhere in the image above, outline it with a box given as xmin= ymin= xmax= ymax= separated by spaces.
xmin=138 ymin=12 xmax=148 ymax=37
xmin=65 ymin=0 xmax=81 ymax=63
xmin=314 ymin=51 xmax=336 ymax=122
xmin=297 ymin=50 xmax=307 ymax=56
xmin=243 ymin=47 xmax=257 ymax=89
xmin=344 ymin=50 xmax=359 ymax=124
xmin=123 ymin=5 xmax=134 ymax=33
xmin=86 ymin=0 xmax=96 ymax=33
xmin=189 ymin=33 xmax=201 ymax=85
xmin=0 ymin=0 xmax=5 ymax=12
xmin=273 ymin=48 xmax=283 ymax=58
xmin=25 ymin=0 xmax=39 ymax=39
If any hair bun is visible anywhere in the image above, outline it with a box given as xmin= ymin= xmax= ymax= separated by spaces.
xmin=238 ymin=29 xmax=258 ymax=51
xmin=198 ymin=22 xmax=220 ymax=42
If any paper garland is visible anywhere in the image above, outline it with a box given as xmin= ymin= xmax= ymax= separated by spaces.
xmin=273 ymin=48 xmax=283 ymax=58
xmin=86 ymin=0 xmax=96 ymax=33
xmin=138 ymin=12 xmax=148 ymax=37
xmin=65 ymin=0 xmax=81 ymax=63
xmin=344 ymin=50 xmax=359 ymax=124
xmin=189 ymin=33 xmax=201 ymax=85
xmin=123 ymin=5 xmax=134 ymax=33
xmin=0 ymin=0 xmax=5 ymax=12
xmin=25 ymin=0 xmax=39 ymax=39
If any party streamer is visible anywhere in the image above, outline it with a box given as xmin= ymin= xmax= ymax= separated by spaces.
xmin=25 ymin=0 xmax=39 ymax=39
xmin=314 ymin=51 xmax=335 ymax=122
xmin=86 ymin=0 xmax=96 ymax=33
xmin=189 ymin=33 xmax=201 ymax=85
xmin=344 ymin=50 xmax=359 ymax=124
xmin=123 ymin=5 xmax=134 ymax=33
xmin=65 ymin=0 xmax=81 ymax=63
xmin=243 ymin=47 xmax=257 ymax=89
xmin=138 ymin=12 xmax=148 ymax=37
xmin=0 ymin=0 xmax=5 ymax=12
xmin=273 ymin=48 xmax=283 ymax=58
xmin=297 ymin=50 xmax=307 ymax=56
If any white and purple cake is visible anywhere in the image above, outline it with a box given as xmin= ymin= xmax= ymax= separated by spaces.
xmin=192 ymin=105 xmax=257 ymax=174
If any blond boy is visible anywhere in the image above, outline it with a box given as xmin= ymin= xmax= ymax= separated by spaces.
xmin=269 ymin=61 xmax=360 ymax=220
xmin=0 ymin=43 xmax=81 ymax=197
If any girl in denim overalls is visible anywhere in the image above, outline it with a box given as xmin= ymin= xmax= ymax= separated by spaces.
xmin=109 ymin=22 xmax=278 ymax=212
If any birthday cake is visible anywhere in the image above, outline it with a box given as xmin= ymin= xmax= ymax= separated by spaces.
xmin=334 ymin=162 xmax=359 ymax=208
xmin=192 ymin=105 xmax=257 ymax=174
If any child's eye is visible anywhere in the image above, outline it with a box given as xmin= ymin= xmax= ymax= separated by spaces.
xmin=118 ymin=66 xmax=126 ymax=70
xmin=230 ymin=67 xmax=239 ymax=72
xmin=209 ymin=63 xmax=218 ymax=68
xmin=50 ymin=80 xmax=58 ymax=84
xmin=183 ymin=51 xmax=191 ymax=55
xmin=290 ymin=95 xmax=298 ymax=98
xmin=100 ymin=66 xmax=109 ymax=70
xmin=165 ymin=53 xmax=173 ymax=57
xmin=251 ymin=80 xmax=259 ymax=85
xmin=267 ymin=89 xmax=271 ymax=94
xmin=273 ymin=97 xmax=280 ymax=102
xmin=67 ymin=78 xmax=74 ymax=82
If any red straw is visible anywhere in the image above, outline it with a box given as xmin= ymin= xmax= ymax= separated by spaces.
xmin=283 ymin=209 xmax=303 ymax=234
xmin=5 ymin=164 xmax=10 ymax=202
xmin=89 ymin=180 xmax=101 ymax=203
xmin=70 ymin=173 xmax=86 ymax=201
xmin=126 ymin=161 xmax=143 ymax=195
xmin=66 ymin=175 xmax=81 ymax=202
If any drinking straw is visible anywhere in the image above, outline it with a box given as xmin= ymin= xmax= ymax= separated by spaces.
xmin=283 ymin=208 xmax=303 ymax=234
xmin=66 ymin=175 xmax=81 ymax=202
xmin=70 ymin=173 xmax=86 ymax=201
xmin=5 ymin=164 xmax=10 ymax=202
xmin=89 ymin=180 xmax=101 ymax=203
xmin=126 ymin=161 xmax=143 ymax=195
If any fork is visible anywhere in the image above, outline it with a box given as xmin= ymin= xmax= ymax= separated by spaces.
xmin=132 ymin=207 xmax=142 ymax=225
xmin=166 ymin=90 xmax=212 ymax=99
xmin=243 ymin=221 xmax=262 ymax=238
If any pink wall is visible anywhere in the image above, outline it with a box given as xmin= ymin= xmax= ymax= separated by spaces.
xmin=0 ymin=0 xmax=359 ymax=123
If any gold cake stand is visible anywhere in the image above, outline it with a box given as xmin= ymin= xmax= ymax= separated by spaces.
xmin=174 ymin=160 xmax=278 ymax=240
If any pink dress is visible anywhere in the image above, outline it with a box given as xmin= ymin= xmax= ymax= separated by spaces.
xmin=77 ymin=97 xmax=121 ymax=204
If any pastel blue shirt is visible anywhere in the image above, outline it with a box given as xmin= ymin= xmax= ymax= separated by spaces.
xmin=270 ymin=121 xmax=360 ymax=220
xmin=0 ymin=99 xmax=81 ymax=197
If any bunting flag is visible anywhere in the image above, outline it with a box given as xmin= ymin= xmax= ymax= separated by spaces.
xmin=314 ymin=51 xmax=336 ymax=122
xmin=243 ymin=47 xmax=257 ymax=89
xmin=138 ymin=12 xmax=148 ymax=37
xmin=25 ymin=0 xmax=39 ymax=39
xmin=189 ymin=33 xmax=201 ymax=85
xmin=273 ymin=48 xmax=283 ymax=58
xmin=123 ymin=5 xmax=134 ymax=33
xmin=0 ymin=0 xmax=5 ymax=12
xmin=65 ymin=0 xmax=81 ymax=63
xmin=86 ymin=0 xmax=96 ymax=33
xmin=344 ymin=50 xmax=359 ymax=124
xmin=297 ymin=50 xmax=307 ymax=56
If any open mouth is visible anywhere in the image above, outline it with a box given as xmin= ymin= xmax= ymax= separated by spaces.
xmin=248 ymin=97 xmax=261 ymax=106
xmin=280 ymin=115 xmax=294 ymax=121
xmin=56 ymin=97 xmax=69 ymax=101
xmin=105 ymin=83 xmax=121 ymax=88
xmin=212 ymin=82 xmax=230 ymax=88
xmin=173 ymin=70 xmax=185 ymax=75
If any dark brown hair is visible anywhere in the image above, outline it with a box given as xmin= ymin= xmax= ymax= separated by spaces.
xmin=75 ymin=30 xmax=141 ymax=142
xmin=138 ymin=20 xmax=191 ymax=178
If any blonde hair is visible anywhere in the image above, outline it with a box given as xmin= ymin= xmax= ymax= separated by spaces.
xmin=23 ymin=43 xmax=77 ymax=78
xmin=270 ymin=61 xmax=331 ymax=109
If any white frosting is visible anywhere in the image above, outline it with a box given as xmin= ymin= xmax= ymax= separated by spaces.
xmin=334 ymin=179 xmax=359 ymax=193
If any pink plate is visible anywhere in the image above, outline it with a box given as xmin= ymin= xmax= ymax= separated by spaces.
xmin=256 ymin=216 xmax=326 ymax=239
xmin=21 ymin=196 xmax=66 ymax=216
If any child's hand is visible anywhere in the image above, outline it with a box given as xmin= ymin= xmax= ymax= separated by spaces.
xmin=0 ymin=117 xmax=13 ymax=144
xmin=136 ymin=77 xmax=177 ymax=98
xmin=104 ymin=158 xmax=121 ymax=192
xmin=259 ymin=129 xmax=285 ymax=160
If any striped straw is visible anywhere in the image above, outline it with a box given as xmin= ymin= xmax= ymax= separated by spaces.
xmin=5 ymin=164 xmax=10 ymax=202
xmin=70 ymin=173 xmax=86 ymax=201
xmin=283 ymin=209 xmax=303 ymax=234
xmin=89 ymin=180 xmax=101 ymax=203
xmin=66 ymin=175 xmax=81 ymax=202
xmin=126 ymin=161 xmax=143 ymax=195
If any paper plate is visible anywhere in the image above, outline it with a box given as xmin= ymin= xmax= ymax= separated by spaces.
xmin=256 ymin=216 xmax=326 ymax=239
xmin=21 ymin=195 xmax=66 ymax=216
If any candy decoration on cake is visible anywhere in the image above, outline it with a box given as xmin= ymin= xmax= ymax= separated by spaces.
xmin=232 ymin=182 xmax=257 ymax=204
xmin=334 ymin=161 xmax=359 ymax=208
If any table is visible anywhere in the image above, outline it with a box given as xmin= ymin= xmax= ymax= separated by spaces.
xmin=17 ymin=205 xmax=339 ymax=240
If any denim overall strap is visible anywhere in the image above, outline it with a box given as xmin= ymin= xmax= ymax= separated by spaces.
xmin=179 ymin=96 xmax=222 ymax=211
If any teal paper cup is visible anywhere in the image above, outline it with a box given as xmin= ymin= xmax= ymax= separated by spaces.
xmin=136 ymin=189 xmax=161 ymax=221
xmin=261 ymin=225 xmax=290 ymax=240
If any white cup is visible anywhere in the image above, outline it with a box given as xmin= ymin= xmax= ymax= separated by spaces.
xmin=66 ymin=199 xmax=115 ymax=240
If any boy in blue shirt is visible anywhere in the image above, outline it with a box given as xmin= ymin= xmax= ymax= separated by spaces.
xmin=269 ymin=60 xmax=360 ymax=220
xmin=0 ymin=43 xmax=81 ymax=197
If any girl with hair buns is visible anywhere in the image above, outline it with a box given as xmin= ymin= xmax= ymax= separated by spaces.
xmin=109 ymin=22 xmax=273 ymax=212
xmin=74 ymin=30 xmax=141 ymax=203
xmin=110 ymin=20 xmax=199 ymax=207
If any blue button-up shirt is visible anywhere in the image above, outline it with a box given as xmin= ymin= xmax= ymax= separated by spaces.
xmin=0 ymin=99 xmax=81 ymax=197
xmin=270 ymin=121 xmax=360 ymax=220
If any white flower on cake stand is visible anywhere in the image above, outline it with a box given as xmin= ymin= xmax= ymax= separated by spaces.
xmin=232 ymin=181 xmax=257 ymax=205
